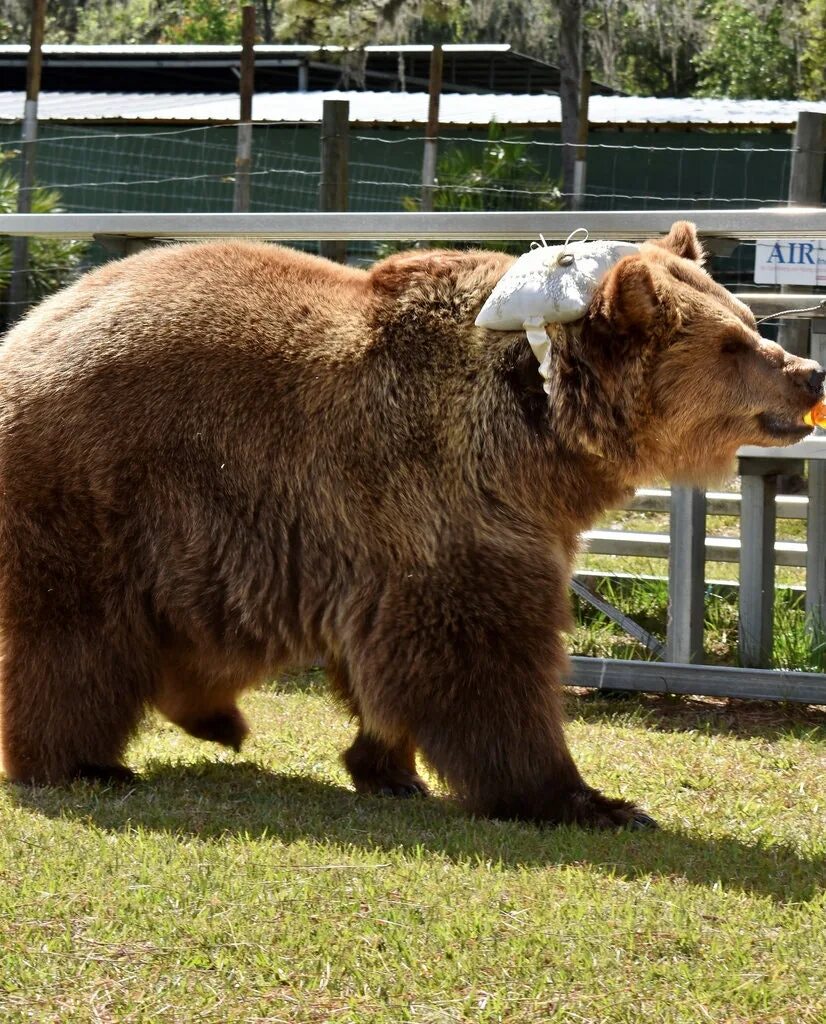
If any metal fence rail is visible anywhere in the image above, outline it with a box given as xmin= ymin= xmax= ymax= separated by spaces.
xmin=568 ymin=657 xmax=826 ymax=703
xmin=2 ymin=207 xmax=826 ymax=241
xmin=2 ymin=208 xmax=826 ymax=702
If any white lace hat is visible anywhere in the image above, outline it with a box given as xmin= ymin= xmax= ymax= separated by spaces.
xmin=475 ymin=229 xmax=640 ymax=382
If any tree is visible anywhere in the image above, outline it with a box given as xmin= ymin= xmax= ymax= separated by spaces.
xmin=73 ymin=0 xmax=169 ymax=45
xmin=0 ymin=157 xmax=87 ymax=330
xmin=273 ymin=0 xmax=462 ymax=86
xmin=558 ymin=0 xmax=583 ymax=208
xmin=160 ymin=0 xmax=242 ymax=43
xmin=801 ymin=0 xmax=826 ymax=100
xmin=5 ymin=0 xmax=820 ymax=101
xmin=274 ymin=0 xmax=465 ymax=70
xmin=586 ymin=0 xmax=705 ymax=96
xmin=386 ymin=123 xmax=561 ymax=254
xmin=0 ymin=1 xmax=283 ymax=45
xmin=0 ymin=0 xmax=33 ymax=43
xmin=693 ymin=0 xmax=800 ymax=99
xmin=390 ymin=0 xmax=556 ymax=54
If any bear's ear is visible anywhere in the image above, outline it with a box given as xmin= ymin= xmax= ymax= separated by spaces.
xmin=599 ymin=255 xmax=660 ymax=333
xmin=651 ymin=220 xmax=705 ymax=265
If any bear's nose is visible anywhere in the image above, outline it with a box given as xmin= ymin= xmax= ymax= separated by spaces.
xmin=806 ymin=367 xmax=826 ymax=398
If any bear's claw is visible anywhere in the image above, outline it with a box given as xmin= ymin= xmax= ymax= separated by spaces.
xmin=376 ymin=779 xmax=429 ymax=799
xmin=74 ymin=763 xmax=136 ymax=785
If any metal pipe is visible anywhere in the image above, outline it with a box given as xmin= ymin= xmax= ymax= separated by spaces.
xmin=4 ymin=208 xmax=826 ymax=241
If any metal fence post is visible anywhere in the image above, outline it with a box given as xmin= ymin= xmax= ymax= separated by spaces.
xmin=738 ymin=461 xmax=779 ymax=667
xmin=666 ymin=486 xmax=706 ymax=663
xmin=778 ymin=112 xmax=826 ymax=357
xmin=806 ymin=317 xmax=826 ymax=636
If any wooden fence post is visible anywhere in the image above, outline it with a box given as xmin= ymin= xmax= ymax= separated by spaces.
xmin=319 ymin=100 xmax=349 ymax=264
xmin=8 ymin=0 xmax=45 ymax=322
xmin=571 ymin=70 xmax=590 ymax=213
xmin=558 ymin=0 xmax=582 ymax=208
xmin=666 ymin=486 xmax=706 ymax=663
xmin=777 ymin=112 xmax=825 ymax=356
xmin=232 ymin=5 xmax=255 ymax=214
xmin=806 ymin=318 xmax=826 ymax=636
xmin=420 ymin=44 xmax=443 ymax=215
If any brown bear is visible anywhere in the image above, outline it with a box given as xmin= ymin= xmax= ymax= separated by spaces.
xmin=0 ymin=221 xmax=821 ymax=829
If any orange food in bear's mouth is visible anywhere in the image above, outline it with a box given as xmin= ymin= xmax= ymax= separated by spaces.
xmin=804 ymin=400 xmax=826 ymax=428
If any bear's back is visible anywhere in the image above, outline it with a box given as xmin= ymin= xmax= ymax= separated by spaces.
xmin=0 ymin=242 xmax=530 ymax=587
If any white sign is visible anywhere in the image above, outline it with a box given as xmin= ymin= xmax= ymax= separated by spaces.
xmin=754 ymin=239 xmax=826 ymax=285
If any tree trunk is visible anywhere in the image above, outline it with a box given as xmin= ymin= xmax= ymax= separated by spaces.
xmin=260 ymin=0 xmax=273 ymax=43
xmin=558 ymin=0 xmax=583 ymax=210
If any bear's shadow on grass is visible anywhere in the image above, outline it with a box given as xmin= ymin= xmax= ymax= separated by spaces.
xmin=568 ymin=689 xmax=826 ymax=742
xmin=11 ymin=760 xmax=824 ymax=905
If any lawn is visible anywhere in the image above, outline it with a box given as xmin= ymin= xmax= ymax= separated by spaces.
xmin=2 ymin=671 xmax=825 ymax=1023
xmin=572 ymin=485 xmax=826 ymax=669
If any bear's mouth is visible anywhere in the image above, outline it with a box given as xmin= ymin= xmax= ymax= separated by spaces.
xmin=757 ymin=412 xmax=813 ymax=442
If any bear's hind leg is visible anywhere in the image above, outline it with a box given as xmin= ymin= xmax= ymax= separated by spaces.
xmin=162 ymin=700 xmax=250 ymax=753
xmin=175 ymin=705 xmax=249 ymax=752
xmin=154 ymin=654 xmax=256 ymax=753
xmin=328 ymin=660 xmax=428 ymax=797
xmin=342 ymin=729 xmax=429 ymax=798
xmin=1 ymin=619 xmax=153 ymax=786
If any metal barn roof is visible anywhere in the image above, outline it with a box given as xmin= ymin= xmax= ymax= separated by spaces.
xmin=1 ymin=90 xmax=824 ymax=128
xmin=0 ymin=43 xmax=618 ymax=96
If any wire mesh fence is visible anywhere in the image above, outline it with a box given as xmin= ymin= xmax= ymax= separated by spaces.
xmin=0 ymin=121 xmax=802 ymax=213
xmin=0 ymin=118 xmax=817 ymax=324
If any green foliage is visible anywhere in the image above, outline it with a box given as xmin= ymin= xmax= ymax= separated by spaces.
xmin=273 ymin=0 xmax=463 ymax=85
xmin=4 ymin=0 xmax=821 ymax=99
xmin=0 ymin=156 xmax=87 ymax=330
xmin=0 ymin=2 xmax=24 ymax=43
xmin=161 ymin=0 xmax=242 ymax=44
xmin=605 ymin=2 xmax=704 ymax=96
xmin=379 ymin=125 xmax=560 ymax=256
xmin=693 ymin=0 xmax=799 ymax=99
xmin=392 ymin=0 xmax=533 ymax=49
xmin=277 ymin=0 xmax=404 ymax=46
xmin=72 ymin=0 xmax=168 ymax=45
xmin=405 ymin=125 xmax=560 ymax=222
xmin=801 ymin=0 xmax=826 ymax=99
xmin=275 ymin=0 xmax=461 ymax=46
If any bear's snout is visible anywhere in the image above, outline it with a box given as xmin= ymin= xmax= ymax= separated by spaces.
xmin=803 ymin=365 xmax=826 ymax=400
xmin=785 ymin=354 xmax=826 ymax=405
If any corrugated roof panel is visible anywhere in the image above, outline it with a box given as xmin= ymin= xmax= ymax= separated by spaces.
xmin=0 ymin=43 xmax=600 ymax=96
xmin=0 ymin=43 xmax=514 ymax=56
xmin=0 ymin=90 xmax=824 ymax=126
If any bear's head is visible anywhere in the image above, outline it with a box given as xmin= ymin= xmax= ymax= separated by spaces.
xmin=544 ymin=221 xmax=824 ymax=482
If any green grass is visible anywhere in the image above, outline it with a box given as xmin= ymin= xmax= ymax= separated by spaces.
xmin=2 ymin=674 xmax=826 ymax=1022
xmin=575 ymin=488 xmax=824 ymax=666
xmin=570 ymin=575 xmax=826 ymax=670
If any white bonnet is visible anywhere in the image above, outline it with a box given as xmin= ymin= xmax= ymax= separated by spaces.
xmin=474 ymin=229 xmax=639 ymax=385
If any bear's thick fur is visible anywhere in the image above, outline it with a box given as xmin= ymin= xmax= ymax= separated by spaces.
xmin=0 ymin=221 xmax=821 ymax=827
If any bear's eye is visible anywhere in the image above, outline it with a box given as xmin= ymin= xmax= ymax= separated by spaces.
xmin=721 ymin=335 xmax=750 ymax=356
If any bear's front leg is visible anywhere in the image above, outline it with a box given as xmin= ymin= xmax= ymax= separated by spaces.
xmin=357 ymin=544 xmax=657 ymax=830
xmin=412 ymin=645 xmax=655 ymax=828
